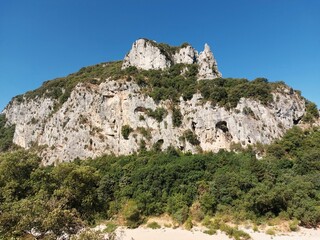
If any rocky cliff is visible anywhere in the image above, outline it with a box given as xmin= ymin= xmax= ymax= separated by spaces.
xmin=122 ymin=38 xmax=221 ymax=79
xmin=1 ymin=39 xmax=312 ymax=165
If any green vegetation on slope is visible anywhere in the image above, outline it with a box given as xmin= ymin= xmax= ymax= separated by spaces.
xmin=303 ymin=100 xmax=319 ymax=123
xmin=17 ymin=61 xmax=123 ymax=108
xmin=1 ymin=127 xmax=320 ymax=238
xmin=0 ymin=114 xmax=15 ymax=152
xmin=131 ymin=64 xmax=278 ymax=109
xmin=121 ymin=125 xmax=133 ymax=140
xmin=14 ymin=60 xmax=310 ymax=116
xmin=145 ymin=39 xmax=191 ymax=60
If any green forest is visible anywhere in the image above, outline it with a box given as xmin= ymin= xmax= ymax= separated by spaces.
xmin=1 ymin=61 xmax=320 ymax=238
xmin=0 ymin=126 xmax=320 ymax=239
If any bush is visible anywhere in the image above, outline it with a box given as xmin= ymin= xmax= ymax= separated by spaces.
xmin=147 ymin=221 xmax=161 ymax=229
xmin=121 ymin=125 xmax=133 ymax=140
xmin=172 ymin=108 xmax=183 ymax=127
xmin=147 ymin=108 xmax=167 ymax=122
xmin=289 ymin=219 xmax=299 ymax=231
xmin=139 ymin=139 xmax=147 ymax=151
xmin=204 ymin=229 xmax=217 ymax=235
xmin=184 ymin=217 xmax=193 ymax=230
xmin=103 ymin=222 xmax=118 ymax=233
xmin=137 ymin=127 xmax=152 ymax=140
xmin=183 ymin=130 xmax=200 ymax=145
xmin=219 ymin=223 xmax=251 ymax=240
xmin=303 ymin=101 xmax=319 ymax=123
xmin=189 ymin=201 xmax=205 ymax=222
xmin=0 ymin=114 xmax=15 ymax=152
xmin=266 ymin=228 xmax=276 ymax=235
xmin=122 ymin=200 xmax=141 ymax=228
xmin=1 ymin=126 xmax=320 ymax=238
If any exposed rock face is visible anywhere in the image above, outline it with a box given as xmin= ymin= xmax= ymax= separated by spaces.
xmin=198 ymin=44 xmax=222 ymax=79
xmin=3 ymin=80 xmax=305 ymax=165
xmin=1 ymin=39 xmax=311 ymax=165
xmin=121 ymin=39 xmax=171 ymax=70
xmin=122 ymin=39 xmax=221 ymax=80
xmin=3 ymin=98 xmax=55 ymax=148
xmin=173 ymin=45 xmax=197 ymax=64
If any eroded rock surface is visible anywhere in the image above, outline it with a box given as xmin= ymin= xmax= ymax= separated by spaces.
xmin=198 ymin=44 xmax=222 ymax=79
xmin=122 ymin=39 xmax=221 ymax=80
xmin=3 ymin=80 xmax=305 ymax=165
xmin=1 ymin=39 xmax=310 ymax=165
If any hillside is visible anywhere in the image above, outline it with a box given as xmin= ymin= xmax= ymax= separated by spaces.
xmin=0 ymin=39 xmax=320 ymax=239
xmin=0 ymin=125 xmax=320 ymax=239
xmin=1 ymin=39 xmax=319 ymax=164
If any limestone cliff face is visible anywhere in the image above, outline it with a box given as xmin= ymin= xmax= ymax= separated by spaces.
xmin=1 ymin=39 xmax=309 ymax=164
xmin=122 ymin=39 xmax=221 ymax=79
xmin=3 ymin=79 xmax=305 ymax=165
xmin=121 ymin=39 xmax=171 ymax=70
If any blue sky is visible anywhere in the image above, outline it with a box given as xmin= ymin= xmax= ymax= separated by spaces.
xmin=1 ymin=0 xmax=319 ymax=111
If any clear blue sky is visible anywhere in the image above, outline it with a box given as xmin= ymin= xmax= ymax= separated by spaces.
xmin=1 ymin=0 xmax=319 ymax=111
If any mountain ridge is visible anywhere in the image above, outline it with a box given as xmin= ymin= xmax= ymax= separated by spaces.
xmin=1 ymin=39 xmax=319 ymax=164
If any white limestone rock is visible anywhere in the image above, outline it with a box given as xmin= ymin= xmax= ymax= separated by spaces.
xmin=198 ymin=43 xmax=222 ymax=80
xmin=3 ymin=96 xmax=55 ymax=148
xmin=172 ymin=45 xmax=198 ymax=64
xmin=4 ymin=79 xmax=306 ymax=165
xmin=122 ymin=39 xmax=171 ymax=70
xmin=122 ymin=39 xmax=221 ymax=80
xmin=1 ymin=40 xmax=310 ymax=165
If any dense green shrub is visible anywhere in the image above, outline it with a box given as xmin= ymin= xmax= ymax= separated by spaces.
xmin=1 ymin=126 xmax=320 ymax=238
xmin=122 ymin=200 xmax=142 ymax=228
xmin=198 ymin=77 xmax=273 ymax=108
xmin=0 ymin=114 xmax=15 ymax=152
xmin=183 ymin=130 xmax=200 ymax=145
xmin=172 ymin=107 xmax=183 ymax=127
xmin=147 ymin=221 xmax=161 ymax=229
xmin=303 ymin=100 xmax=319 ymax=123
xmin=147 ymin=108 xmax=167 ymax=122
xmin=121 ymin=125 xmax=133 ymax=140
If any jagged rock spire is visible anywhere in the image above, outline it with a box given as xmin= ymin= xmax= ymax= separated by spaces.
xmin=198 ymin=43 xmax=222 ymax=80
xmin=122 ymin=38 xmax=222 ymax=80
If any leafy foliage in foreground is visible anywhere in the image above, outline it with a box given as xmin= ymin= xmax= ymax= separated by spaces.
xmin=0 ymin=127 xmax=320 ymax=238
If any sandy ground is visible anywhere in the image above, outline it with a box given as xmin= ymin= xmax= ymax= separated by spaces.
xmin=243 ymin=227 xmax=320 ymax=240
xmin=114 ymin=226 xmax=320 ymax=240
xmin=114 ymin=227 xmax=229 ymax=240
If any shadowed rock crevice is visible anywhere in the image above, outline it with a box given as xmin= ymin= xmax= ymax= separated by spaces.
xmin=216 ymin=121 xmax=229 ymax=133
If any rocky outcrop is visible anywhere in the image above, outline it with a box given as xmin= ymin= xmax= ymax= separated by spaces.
xmin=122 ymin=39 xmax=221 ymax=80
xmin=172 ymin=45 xmax=197 ymax=64
xmin=3 ymin=97 xmax=55 ymax=148
xmin=121 ymin=39 xmax=171 ymax=70
xmin=3 ymin=79 xmax=305 ymax=165
xmin=1 ymin=39 xmax=312 ymax=165
xmin=198 ymin=44 xmax=222 ymax=79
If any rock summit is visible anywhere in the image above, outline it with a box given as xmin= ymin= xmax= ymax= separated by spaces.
xmin=122 ymin=38 xmax=222 ymax=79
